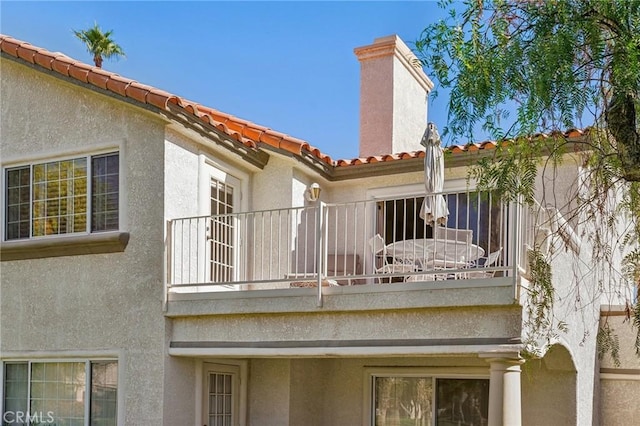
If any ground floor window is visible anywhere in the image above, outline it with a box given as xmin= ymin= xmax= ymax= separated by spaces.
xmin=2 ymin=360 xmax=117 ymax=426
xmin=372 ymin=374 xmax=489 ymax=426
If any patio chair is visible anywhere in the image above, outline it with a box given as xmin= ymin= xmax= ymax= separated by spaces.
xmin=406 ymin=255 xmax=460 ymax=282
xmin=368 ymin=234 xmax=415 ymax=283
xmin=405 ymin=269 xmax=452 ymax=282
xmin=434 ymin=226 xmax=473 ymax=245
xmin=465 ymin=247 xmax=503 ymax=278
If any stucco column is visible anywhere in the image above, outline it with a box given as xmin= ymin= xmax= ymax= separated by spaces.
xmin=481 ymin=354 xmax=524 ymax=426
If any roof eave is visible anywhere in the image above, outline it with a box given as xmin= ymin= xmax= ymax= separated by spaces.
xmin=2 ymin=52 xmax=270 ymax=169
xmin=164 ymin=104 xmax=270 ymax=169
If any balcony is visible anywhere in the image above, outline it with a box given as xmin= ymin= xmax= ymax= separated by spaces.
xmin=165 ymin=190 xmax=536 ymax=314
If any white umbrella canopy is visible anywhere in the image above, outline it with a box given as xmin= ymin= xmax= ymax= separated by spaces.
xmin=419 ymin=122 xmax=449 ymax=225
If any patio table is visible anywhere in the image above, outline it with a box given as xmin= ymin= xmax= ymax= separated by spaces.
xmin=384 ymin=238 xmax=485 ymax=269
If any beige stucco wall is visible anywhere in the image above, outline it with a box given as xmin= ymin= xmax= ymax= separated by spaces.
xmin=171 ymin=305 xmax=521 ymax=345
xmin=544 ymin=250 xmax=599 ymax=426
xmin=600 ymin=380 xmax=640 ymax=425
xmin=253 ymin=155 xmax=294 ymax=211
xmin=0 ymin=59 xmax=168 ymax=424
xmin=599 ymin=314 xmax=640 ymax=425
xmin=162 ymin=355 xmax=197 ymax=425
xmin=164 ymin=130 xmax=203 ymax=219
xmin=521 ymin=344 xmax=578 ymax=426
xmin=599 ymin=315 xmax=640 ymax=371
xmin=249 ymin=358 xmax=291 ymax=425
xmin=289 ymin=358 xmax=324 ymax=426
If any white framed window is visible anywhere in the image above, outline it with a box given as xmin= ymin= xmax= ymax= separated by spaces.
xmin=4 ymin=152 xmax=119 ymax=241
xmin=367 ymin=370 xmax=489 ymax=426
xmin=2 ymin=360 xmax=118 ymax=426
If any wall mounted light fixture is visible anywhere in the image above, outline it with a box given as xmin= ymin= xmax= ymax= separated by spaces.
xmin=306 ymin=182 xmax=321 ymax=202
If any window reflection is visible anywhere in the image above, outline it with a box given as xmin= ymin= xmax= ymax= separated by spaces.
xmin=373 ymin=376 xmax=489 ymax=426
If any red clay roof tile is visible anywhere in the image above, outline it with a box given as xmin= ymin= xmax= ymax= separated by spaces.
xmin=243 ymin=126 xmax=264 ymax=141
xmin=124 ymin=82 xmax=150 ymax=103
xmin=67 ymin=62 xmax=92 ymax=83
xmin=279 ymin=138 xmax=303 ymax=155
xmin=16 ymin=44 xmax=35 ymax=63
xmin=50 ymin=56 xmax=71 ymax=76
xmin=145 ymin=89 xmax=172 ymax=109
xmin=1 ymin=34 xmax=587 ymax=171
xmin=33 ymin=51 xmax=55 ymax=70
xmin=86 ymin=68 xmax=111 ymax=89
xmin=104 ymin=74 xmax=131 ymax=96
xmin=225 ymin=119 xmax=245 ymax=134
xmin=1 ymin=37 xmax=19 ymax=56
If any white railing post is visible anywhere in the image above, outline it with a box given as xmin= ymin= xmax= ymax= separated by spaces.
xmin=511 ymin=197 xmax=522 ymax=297
xmin=164 ymin=219 xmax=172 ymax=312
xmin=316 ymin=201 xmax=325 ymax=307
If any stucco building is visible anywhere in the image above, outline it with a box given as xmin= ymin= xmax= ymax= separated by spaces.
xmin=1 ymin=33 xmax=638 ymax=425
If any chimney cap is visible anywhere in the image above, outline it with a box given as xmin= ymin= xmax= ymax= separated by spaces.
xmin=354 ymin=34 xmax=433 ymax=92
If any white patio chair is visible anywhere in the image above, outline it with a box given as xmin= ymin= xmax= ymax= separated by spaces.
xmin=368 ymin=234 xmax=415 ymax=283
xmin=406 ymin=255 xmax=460 ymax=282
xmin=433 ymin=226 xmax=473 ymax=245
xmin=405 ymin=268 xmax=452 ymax=282
xmin=465 ymin=247 xmax=502 ymax=278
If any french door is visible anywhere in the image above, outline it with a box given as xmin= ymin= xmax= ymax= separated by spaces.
xmin=202 ymin=162 xmax=241 ymax=288
xmin=202 ymin=363 xmax=240 ymax=426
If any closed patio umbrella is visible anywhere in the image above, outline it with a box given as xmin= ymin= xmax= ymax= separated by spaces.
xmin=419 ymin=122 xmax=449 ymax=225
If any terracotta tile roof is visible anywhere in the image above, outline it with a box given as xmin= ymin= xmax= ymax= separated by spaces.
xmin=0 ymin=34 xmax=588 ymax=170
xmin=335 ymin=128 xmax=589 ymax=166
xmin=0 ymin=34 xmax=342 ymax=165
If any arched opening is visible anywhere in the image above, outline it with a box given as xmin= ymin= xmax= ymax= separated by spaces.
xmin=521 ymin=344 xmax=577 ymax=426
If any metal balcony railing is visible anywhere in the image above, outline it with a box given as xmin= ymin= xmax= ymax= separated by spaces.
xmin=167 ymin=190 xmax=537 ymax=295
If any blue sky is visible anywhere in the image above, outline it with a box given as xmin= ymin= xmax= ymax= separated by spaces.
xmin=1 ymin=1 xmax=460 ymax=160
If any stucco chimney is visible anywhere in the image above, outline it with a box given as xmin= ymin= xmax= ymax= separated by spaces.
xmin=354 ymin=35 xmax=434 ymax=157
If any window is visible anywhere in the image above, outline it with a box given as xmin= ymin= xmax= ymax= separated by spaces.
xmin=371 ymin=374 xmax=489 ymax=426
xmin=207 ymin=371 xmax=233 ymax=425
xmin=2 ymin=360 xmax=118 ymax=426
xmin=5 ymin=152 xmax=119 ymax=241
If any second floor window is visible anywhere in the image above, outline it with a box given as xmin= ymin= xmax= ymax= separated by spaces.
xmin=5 ymin=152 xmax=119 ymax=240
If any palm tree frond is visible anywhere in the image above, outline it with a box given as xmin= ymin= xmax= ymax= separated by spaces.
xmin=72 ymin=23 xmax=125 ymax=68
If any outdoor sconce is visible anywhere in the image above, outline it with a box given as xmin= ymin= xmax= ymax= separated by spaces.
xmin=306 ymin=182 xmax=321 ymax=202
